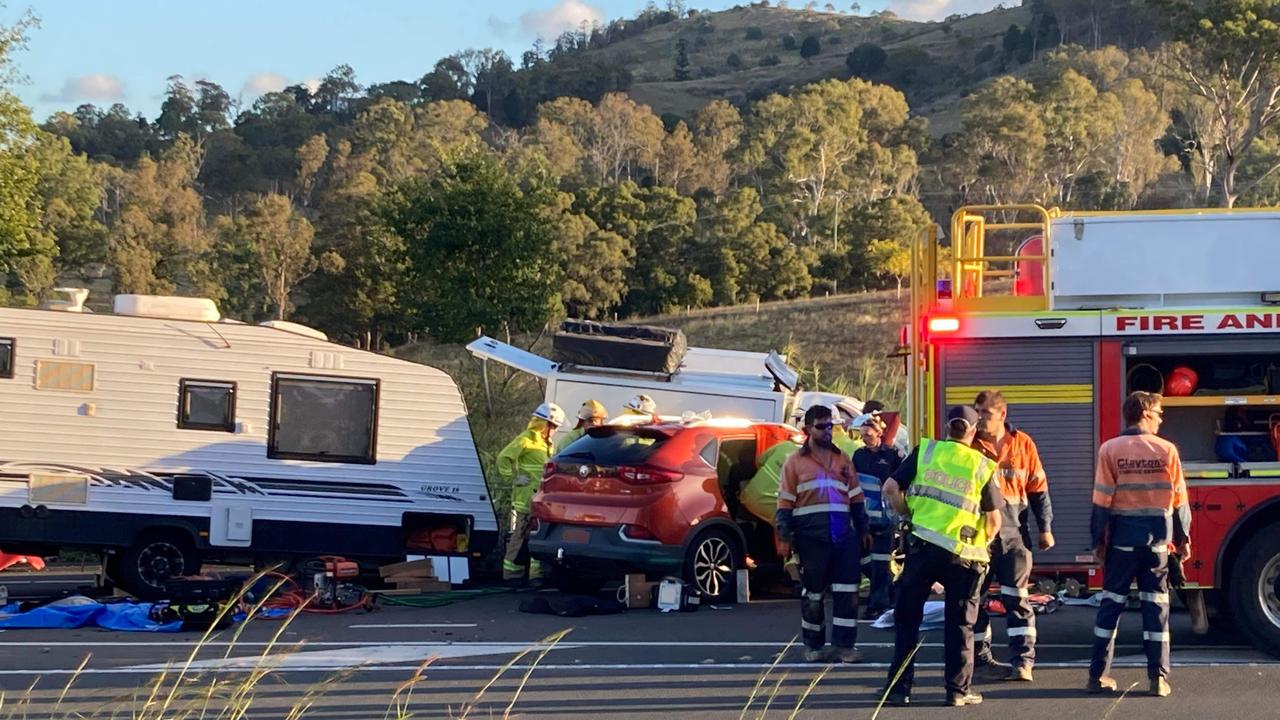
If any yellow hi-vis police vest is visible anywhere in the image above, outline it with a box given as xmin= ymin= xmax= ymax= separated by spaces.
xmin=907 ymin=439 xmax=996 ymax=563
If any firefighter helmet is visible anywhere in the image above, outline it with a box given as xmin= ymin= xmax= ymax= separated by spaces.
xmin=532 ymin=402 xmax=567 ymax=427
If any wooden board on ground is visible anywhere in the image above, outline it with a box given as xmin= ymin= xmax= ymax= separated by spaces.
xmin=379 ymin=559 xmax=436 ymax=579
xmin=392 ymin=578 xmax=451 ymax=593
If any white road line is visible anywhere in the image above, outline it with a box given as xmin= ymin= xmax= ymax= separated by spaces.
xmin=0 ymin=639 xmax=1256 ymax=650
xmin=125 ymin=642 xmax=579 ymax=671
xmin=347 ymin=623 xmax=478 ymax=628
xmin=3 ymin=659 xmax=1277 ymax=677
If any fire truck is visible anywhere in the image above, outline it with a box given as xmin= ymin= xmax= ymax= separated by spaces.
xmin=907 ymin=204 xmax=1280 ymax=656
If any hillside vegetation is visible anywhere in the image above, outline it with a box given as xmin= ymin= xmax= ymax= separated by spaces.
xmin=566 ymin=4 xmax=1036 ymax=127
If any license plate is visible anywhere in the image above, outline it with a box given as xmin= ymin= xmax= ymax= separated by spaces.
xmin=562 ymin=527 xmax=591 ymax=544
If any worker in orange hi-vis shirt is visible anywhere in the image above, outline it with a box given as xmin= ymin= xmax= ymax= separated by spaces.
xmin=971 ymin=389 xmax=1054 ymax=683
xmin=1086 ymin=391 xmax=1190 ymax=699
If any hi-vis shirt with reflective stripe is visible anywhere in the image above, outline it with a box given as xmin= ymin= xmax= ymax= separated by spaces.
xmin=1093 ymin=432 xmax=1187 ymax=517
xmin=907 ymin=439 xmax=997 ymax=563
xmin=777 ymin=448 xmax=866 ymax=541
xmin=854 ymin=445 xmax=902 ymax=529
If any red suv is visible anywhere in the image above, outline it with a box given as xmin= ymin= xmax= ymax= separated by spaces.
xmin=528 ymin=420 xmax=797 ymax=601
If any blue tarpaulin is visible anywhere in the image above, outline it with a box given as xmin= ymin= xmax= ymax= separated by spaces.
xmin=0 ymin=596 xmax=182 ymax=632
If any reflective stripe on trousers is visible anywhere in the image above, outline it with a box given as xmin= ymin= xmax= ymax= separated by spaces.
xmin=1091 ymin=543 xmax=1171 ymax=680
xmin=974 ymin=541 xmax=1036 ymax=669
xmin=795 ymin=533 xmax=861 ymax=650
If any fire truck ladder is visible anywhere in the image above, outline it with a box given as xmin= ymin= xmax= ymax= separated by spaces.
xmin=906 ymin=205 xmax=1053 ymax=442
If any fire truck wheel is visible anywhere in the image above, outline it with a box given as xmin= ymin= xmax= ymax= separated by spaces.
xmin=1228 ymin=524 xmax=1280 ymax=658
xmin=110 ymin=530 xmax=202 ymax=600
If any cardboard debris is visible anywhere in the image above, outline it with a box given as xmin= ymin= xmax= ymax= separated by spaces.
xmin=624 ymin=573 xmax=658 ymax=609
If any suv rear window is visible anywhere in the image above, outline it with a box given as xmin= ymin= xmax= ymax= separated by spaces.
xmin=557 ymin=428 xmax=668 ymax=465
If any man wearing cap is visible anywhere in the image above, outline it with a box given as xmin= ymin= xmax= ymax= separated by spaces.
xmin=971 ymin=389 xmax=1055 ymax=683
xmin=776 ymin=404 xmax=870 ymax=664
xmin=881 ymin=406 xmax=1004 ymax=708
xmin=853 ymin=411 xmax=902 ymax=618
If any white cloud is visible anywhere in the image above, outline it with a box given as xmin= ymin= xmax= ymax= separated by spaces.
xmin=520 ymin=0 xmax=603 ymax=38
xmin=885 ymin=0 xmax=1005 ymax=21
xmin=301 ymin=78 xmax=322 ymax=94
xmin=241 ymin=72 xmax=288 ymax=97
xmin=40 ymin=73 xmax=125 ymax=103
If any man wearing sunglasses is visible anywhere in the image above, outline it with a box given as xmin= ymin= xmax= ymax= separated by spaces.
xmin=776 ymin=404 xmax=870 ymax=664
xmin=1087 ymin=391 xmax=1190 ymax=698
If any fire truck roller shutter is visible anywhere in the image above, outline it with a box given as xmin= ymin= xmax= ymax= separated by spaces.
xmin=938 ymin=338 xmax=1097 ymax=566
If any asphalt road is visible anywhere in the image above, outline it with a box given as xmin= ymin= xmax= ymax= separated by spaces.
xmin=0 ymin=571 xmax=1275 ymax=719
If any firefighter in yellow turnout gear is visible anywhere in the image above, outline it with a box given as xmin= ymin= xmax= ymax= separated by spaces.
xmin=498 ymin=403 xmax=566 ymax=582
xmin=563 ymin=400 xmax=608 ymax=446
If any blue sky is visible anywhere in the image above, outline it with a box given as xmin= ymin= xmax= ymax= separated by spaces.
xmin=4 ymin=0 xmax=1001 ymax=121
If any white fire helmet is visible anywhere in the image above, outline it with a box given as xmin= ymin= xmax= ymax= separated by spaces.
xmin=532 ymin=402 xmax=566 ymax=428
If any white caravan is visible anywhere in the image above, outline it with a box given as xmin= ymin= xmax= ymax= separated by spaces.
xmin=0 ymin=294 xmax=495 ymax=597
xmin=466 ymin=336 xmax=803 ymax=442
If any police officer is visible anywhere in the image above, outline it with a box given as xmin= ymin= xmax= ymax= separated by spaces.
xmin=1087 ymin=391 xmax=1190 ymax=698
xmin=852 ymin=411 xmax=902 ymax=619
xmin=776 ymin=404 xmax=869 ymax=664
xmin=882 ymin=406 xmax=1004 ymax=707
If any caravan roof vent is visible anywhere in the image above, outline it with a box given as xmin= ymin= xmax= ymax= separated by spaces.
xmin=113 ymin=294 xmax=220 ymax=322
xmin=259 ymin=320 xmax=328 ymax=341
xmin=40 ymin=288 xmax=90 ymax=313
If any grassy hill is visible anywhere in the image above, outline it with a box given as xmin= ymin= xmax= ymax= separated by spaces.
xmin=395 ymin=289 xmax=909 ymax=514
xmin=560 ymin=4 xmax=1035 ymax=132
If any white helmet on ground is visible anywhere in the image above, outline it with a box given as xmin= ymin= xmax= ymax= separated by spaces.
xmin=624 ymin=393 xmax=657 ymax=415
xmin=532 ymin=402 xmax=567 ymax=428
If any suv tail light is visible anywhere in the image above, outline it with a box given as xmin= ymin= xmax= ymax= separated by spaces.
xmin=617 ymin=465 xmax=684 ymax=484
xmin=543 ymin=461 xmax=556 ymax=479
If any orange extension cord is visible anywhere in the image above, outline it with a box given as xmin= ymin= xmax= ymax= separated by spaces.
xmin=255 ymin=571 xmax=373 ymax=615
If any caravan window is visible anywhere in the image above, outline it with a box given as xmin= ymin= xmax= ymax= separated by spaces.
xmin=0 ymin=339 xmax=12 ymax=379
xmin=269 ymin=374 xmax=379 ymax=464
xmin=178 ymin=380 xmax=236 ymax=432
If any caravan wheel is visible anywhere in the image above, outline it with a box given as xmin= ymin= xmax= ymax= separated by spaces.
xmin=111 ymin=532 xmax=202 ymax=600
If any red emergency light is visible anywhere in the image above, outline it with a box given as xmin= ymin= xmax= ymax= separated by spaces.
xmin=927 ymin=316 xmax=961 ymax=334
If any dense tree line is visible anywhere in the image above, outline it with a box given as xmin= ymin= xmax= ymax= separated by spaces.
xmin=1 ymin=0 xmax=1278 ymax=349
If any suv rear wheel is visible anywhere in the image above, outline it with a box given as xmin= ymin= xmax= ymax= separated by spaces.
xmin=684 ymin=528 xmax=740 ymax=603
